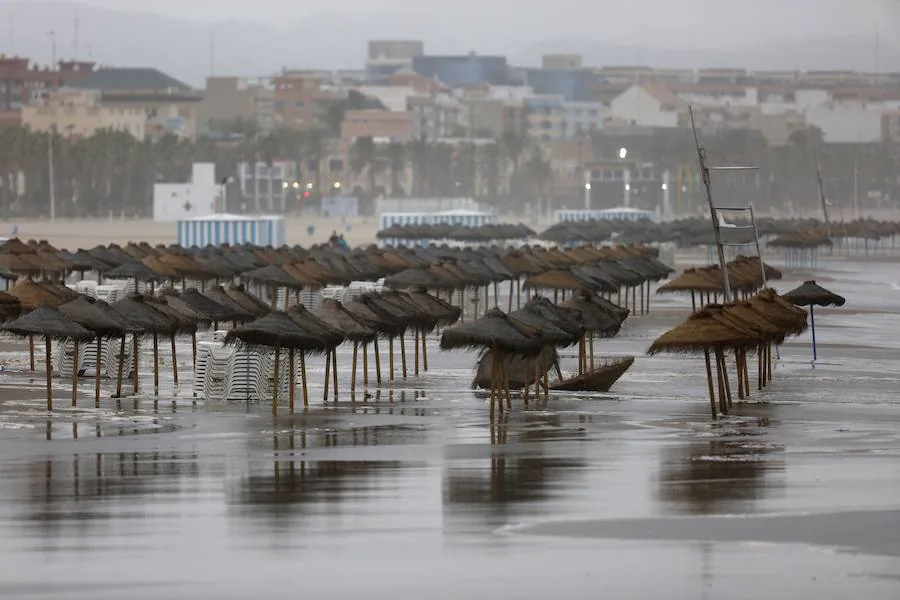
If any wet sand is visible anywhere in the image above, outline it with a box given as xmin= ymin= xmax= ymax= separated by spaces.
xmin=0 ymin=258 xmax=899 ymax=599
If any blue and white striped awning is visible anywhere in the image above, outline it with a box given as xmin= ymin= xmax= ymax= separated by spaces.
xmin=177 ymin=214 xmax=287 ymax=248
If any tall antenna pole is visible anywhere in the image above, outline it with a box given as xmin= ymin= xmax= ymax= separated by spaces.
xmin=814 ymin=157 xmax=830 ymax=238
xmin=689 ymin=105 xmax=732 ymax=302
xmin=209 ymin=30 xmax=215 ymax=76
xmin=73 ymin=15 xmax=79 ymax=59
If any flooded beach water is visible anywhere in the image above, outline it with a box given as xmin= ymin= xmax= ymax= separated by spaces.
xmin=1 ymin=257 xmax=899 ymax=599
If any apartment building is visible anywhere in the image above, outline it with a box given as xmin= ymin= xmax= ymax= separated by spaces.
xmin=199 ymin=76 xmax=275 ymax=132
xmin=21 ymin=88 xmax=146 ymax=139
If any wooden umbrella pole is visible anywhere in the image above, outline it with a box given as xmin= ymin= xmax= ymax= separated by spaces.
xmin=288 ymin=348 xmax=296 ymax=413
xmin=94 ymin=337 xmax=102 ymax=408
xmin=735 ymin=350 xmax=745 ymax=401
xmin=363 ymin=342 xmax=369 ymax=387
xmin=351 ymin=342 xmax=358 ymax=392
xmin=132 ymin=335 xmax=139 ymax=395
xmin=191 ymin=332 xmax=197 ymax=374
xmin=272 ymin=344 xmax=281 ymax=415
xmin=767 ymin=343 xmax=773 ymax=382
xmin=170 ymin=336 xmax=179 ymax=389
xmin=589 ymin=332 xmax=595 ymax=370
xmin=388 ymin=337 xmax=395 ymax=381
xmin=488 ymin=352 xmax=496 ymax=419
xmin=300 ymin=350 xmax=308 ymax=408
xmin=152 ymin=333 xmax=159 ymax=397
xmin=414 ymin=329 xmax=420 ymax=376
xmin=421 ymin=331 xmax=428 ymax=372
xmin=578 ymin=336 xmax=585 ymax=375
xmin=703 ymin=349 xmax=717 ymax=418
xmin=502 ymin=356 xmax=512 ymax=411
xmin=323 ymin=349 xmax=331 ymax=402
xmin=331 ymin=349 xmax=338 ymax=401
xmin=742 ymin=349 xmax=751 ymax=398
xmin=45 ymin=336 xmax=53 ymax=411
xmin=374 ymin=338 xmax=382 ymax=384
xmin=400 ymin=333 xmax=408 ymax=379
xmin=715 ymin=348 xmax=729 ymax=413
xmin=29 ymin=335 xmax=35 ymax=371
xmin=71 ymin=341 xmax=79 ymax=408
xmin=508 ymin=280 xmax=514 ymax=312
xmin=640 ymin=282 xmax=645 ymax=315
xmin=115 ymin=336 xmax=125 ymax=399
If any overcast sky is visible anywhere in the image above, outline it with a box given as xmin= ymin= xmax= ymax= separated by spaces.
xmin=33 ymin=0 xmax=900 ymax=50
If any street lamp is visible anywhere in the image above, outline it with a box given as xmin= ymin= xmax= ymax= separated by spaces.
xmin=618 ymin=147 xmax=628 ymax=160
xmin=292 ymin=181 xmax=300 ymax=189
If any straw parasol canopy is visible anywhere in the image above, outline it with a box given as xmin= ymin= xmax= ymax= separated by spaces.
xmin=648 ymin=307 xmax=762 ymax=355
xmin=111 ymin=293 xmax=179 ymax=335
xmin=286 ymin=304 xmax=345 ymax=349
xmin=561 ymin=291 xmax=626 ymax=337
xmin=105 ymin=260 xmax=161 ymax=282
xmin=0 ymin=291 xmax=22 ymax=322
xmin=405 ymin=287 xmax=462 ymax=326
xmin=241 ymin=264 xmax=304 ymax=289
xmin=224 ymin=311 xmax=329 ymax=352
xmin=203 ymin=285 xmax=256 ymax=322
xmin=10 ymin=279 xmax=69 ymax=312
xmin=781 ymin=280 xmax=846 ymax=308
xmin=519 ymin=296 xmax=586 ymax=340
xmin=178 ymin=288 xmax=241 ymax=322
xmin=58 ymin=296 xmax=132 ymax=338
xmin=440 ymin=307 xmax=544 ymax=355
xmin=1 ymin=306 xmax=95 ymax=341
xmin=225 ymin=283 xmax=270 ymax=317
xmin=342 ymin=297 xmax=407 ymax=338
xmin=311 ymin=299 xmax=377 ymax=344
xmin=747 ymin=289 xmax=808 ymax=335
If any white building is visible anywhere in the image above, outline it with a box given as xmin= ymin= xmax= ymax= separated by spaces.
xmin=609 ymin=84 xmax=685 ymax=128
xmin=153 ymin=163 xmax=220 ymax=223
xmin=805 ymin=107 xmax=885 ymax=143
xmin=562 ymin=101 xmax=605 ymax=137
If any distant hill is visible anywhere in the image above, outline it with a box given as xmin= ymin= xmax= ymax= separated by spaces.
xmin=2 ymin=2 xmax=897 ymax=87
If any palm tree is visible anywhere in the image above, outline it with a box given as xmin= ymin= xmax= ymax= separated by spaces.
xmin=406 ymin=134 xmax=431 ymax=196
xmin=302 ymin=127 xmax=326 ymax=199
xmin=500 ymin=130 xmax=528 ymax=196
xmin=381 ymin=141 xmax=406 ymax=196
xmin=349 ymin=135 xmax=385 ymax=196
xmin=522 ymin=146 xmax=553 ymax=216
xmin=477 ymin=142 xmax=502 ymax=200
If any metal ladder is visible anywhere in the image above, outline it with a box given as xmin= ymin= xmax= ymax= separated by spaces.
xmin=690 ymin=106 xmax=766 ymax=300
xmin=710 ymin=204 xmax=767 ymax=291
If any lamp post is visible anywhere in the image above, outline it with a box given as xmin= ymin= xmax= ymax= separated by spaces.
xmin=623 ymin=169 xmax=631 ymax=208
xmin=583 ymin=167 xmax=591 ymax=210
xmin=47 ymin=30 xmax=57 ymax=222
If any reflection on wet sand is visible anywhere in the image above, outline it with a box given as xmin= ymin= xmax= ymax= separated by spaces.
xmin=656 ymin=436 xmax=785 ymax=515
xmin=443 ymin=411 xmax=588 ymax=532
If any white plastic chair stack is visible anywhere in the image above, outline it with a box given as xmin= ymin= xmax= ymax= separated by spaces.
xmin=344 ymin=281 xmax=380 ymax=303
xmin=297 ymin=289 xmax=322 ymax=310
xmin=53 ymin=336 xmax=133 ymax=380
xmin=194 ymin=341 xmax=229 ymax=398
xmin=71 ymin=280 xmax=98 ymax=298
xmin=321 ymin=286 xmax=346 ymax=303
xmin=221 ymin=348 xmax=272 ymax=401
xmin=95 ymin=284 xmax=123 ymax=304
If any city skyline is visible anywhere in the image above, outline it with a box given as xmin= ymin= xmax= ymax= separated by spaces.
xmin=1 ymin=1 xmax=899 ymax=85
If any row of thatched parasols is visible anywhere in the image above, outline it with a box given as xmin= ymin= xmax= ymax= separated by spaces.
xmin=223 ymin=288 xmax=463 ymax=413
xmin=648 ymin=278 xmax=846 ymax=417
xmin=0 ymin=277 xmax=470 ymax=413
xmin=536 ymin=217 xmax=900 ymax=247
xmin=439 ymin=290 xmax=630 ymax=416
xmin=0 ymin=238 xmax=672 ymax=319
xmin=657 ymin=255 xmax=783 ymax=310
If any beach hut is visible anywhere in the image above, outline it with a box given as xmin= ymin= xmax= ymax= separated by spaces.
xmin=177 ymin=214 xmax=287 ymax=248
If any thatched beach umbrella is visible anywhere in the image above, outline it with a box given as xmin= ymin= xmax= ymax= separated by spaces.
xmin=0 ymin=291 xmax=22 ymax=322
xmin=105 ymin=260 xmax=160 ymax=293
xmin=343 ymin=296 xmax=408 ymax=385
xmin=225 ymin=312 xmax=329 ymax=414
xmin=225 ymin=283 xmax=270 ymax=318
xmin=649 ymin=307 xmax=762 ymax=417
xmin=311 ymin=299 xmax=377 ymax=401
xmin=59 ymin=296 xmax=132 ymax=407
xmin=286 ymin=304 xmax=344 ymax=407
xmin=1 ymin=307 xmax=94 ymax=410
xmin=145 ymin=296 xmax=197 ymax=395
xmin=782 ymin=280 xmax=846 ymax=362
xmin=110 ymin=294 xmax=176 ymax=397
xmin=441 ymin=308 xmax=544 ymax=416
